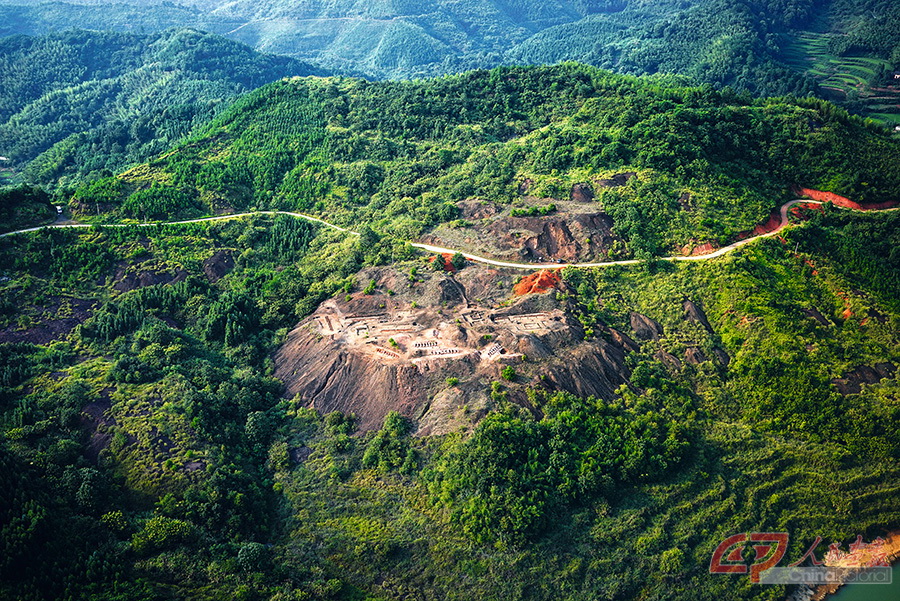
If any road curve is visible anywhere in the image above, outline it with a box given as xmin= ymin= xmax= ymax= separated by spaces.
xmin=416 ymin=199 xmax=821 ymax=269
xmin=0 ymin=199 xmax=877 ymax=271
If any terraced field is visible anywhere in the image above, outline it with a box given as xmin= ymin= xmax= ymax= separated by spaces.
xmin=781 ymin=32 xmax=900 ymax=126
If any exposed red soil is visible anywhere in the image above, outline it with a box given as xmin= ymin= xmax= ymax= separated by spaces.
xmin=680 ymin=241 xmax=717 ymax=256
xmin=796 ymin=187 xmax=900 ymax=211
xmin=689 ymin=242 xmax=717 ymax=256
xmin=733 ymin=207 xmax=789 ymax=242
xmin=684 ymin=184 xmax=895 ymax=257
xmin=791 ymin=203 xmax=825 ymax=219
xmin=514 ymin=270 xmax=561 ymax=296
xmin=429 ymin=253 xmax=457 ymax=273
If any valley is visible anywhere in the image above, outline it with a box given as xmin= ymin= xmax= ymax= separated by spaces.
xmin=0 ymin=6 xmax=899 ymax=598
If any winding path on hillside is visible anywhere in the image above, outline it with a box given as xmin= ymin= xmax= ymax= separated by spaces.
xmin=0 ymin=199 xmax=893 ymax=270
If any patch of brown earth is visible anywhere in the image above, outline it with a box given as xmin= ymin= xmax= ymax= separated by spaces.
xmin=80 ymin=391 xmax=120 ymax=464
xmin=457 ymin=200 xmax=501 ymax=220
xmin=111 ymin=260 xmax=189 ymax=292
xmin=0 ymin=296 xmax=95 ymax=344
xmin=273 ymin=266 xmax=635 ymax=432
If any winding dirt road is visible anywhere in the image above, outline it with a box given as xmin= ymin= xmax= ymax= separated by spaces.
xmin=0 ymin=199 xmax=883 ymax=271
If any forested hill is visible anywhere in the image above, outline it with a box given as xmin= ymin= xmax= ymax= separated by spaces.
xmin=84 ymin=63 xmax=900 ymax=258
xmin=0 ymin=0 xmax=851 ymax=91
xmin=3 ymin=63 xmax=900 ymax=601
xmin=4 ymin=0 xmax=900 ymax=125
xmin=0 ymin=28 xmax=322 ymax=186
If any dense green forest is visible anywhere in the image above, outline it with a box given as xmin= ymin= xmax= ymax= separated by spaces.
xmin=1 ymin=0 xmax=898 ymax=185
xmin=0 ymin=185 xmax=56 ymax=233
xmin=0 ymin=199 xmax=898 ymax=600
xmin=0 ymin=7 xmax=899 ymax=599
xmin=0 ymin=28 xmax=321 ymax=186
xmin=71 ymin=64 xmax=900 ymax=259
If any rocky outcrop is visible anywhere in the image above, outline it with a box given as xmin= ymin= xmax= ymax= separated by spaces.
xmin=518 ymin=179 xmax=534 ymax=195
xmin=801 ymin=307 xmax=830 ymax=326
xmin=536 ymin=340 xmax=630 ymax=401
xmin=80 ymin=392 xmax=117 ymax=465
xmin=684 ymin=347 xmax=708 ymax=365
xmin=570 ymin=183 xmax=594 ymax=203
xmin=426 ymin=210 xmax=623 ymax=264
xmin=831 ymin=363 xmax=896 ymax=395
xmin=655 ymin=350 xmax=682 ymax=372
xmin=682 ymin=298 xmax=713 ymax=333
xmin=630 ymin=312 xmax=663 ymax=341
xmin=608 ymin=328 xmax=639 ymax=353
xmin=596 ymin=172 xmax=636 ymax=188
xmin=498 ymin=216 xmax=613 ymax=263
xmin=439 ymin=278 xmax=468 ymax=306
xmin=712 ymin=348 xmax=731 ymax=367
xmin=203 ymin=250 xmax=234 ymax=283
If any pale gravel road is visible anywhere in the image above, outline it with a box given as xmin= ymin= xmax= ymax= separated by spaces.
xmin=0 ymin=199 xmax=882 ymax=271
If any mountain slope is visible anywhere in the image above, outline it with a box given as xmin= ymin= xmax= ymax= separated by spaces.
xmin=0 ymin=28 xmax=322 ymax=185
xmin=6 ymin=0 xmax=900 ymax=124
xmin=79 ymin=64 xmax=900 ymax=260
xmin=0 ymin=0 xmax=823 ymax=90
xmin=1 ymin=167 xmax=898 ymax=601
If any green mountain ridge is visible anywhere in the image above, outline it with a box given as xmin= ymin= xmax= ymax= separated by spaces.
xmin=71 ymin=64 xmax=900 ymax=259
xmin=0 ymin=28 xmax=322 ymax=185
xmin=4 ymin=0 xmax=899 ymax=125
xmin=0 ymin=17 xmax=898 ymax=601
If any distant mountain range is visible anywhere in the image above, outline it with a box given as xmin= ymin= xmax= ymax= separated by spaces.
xmin=2 ymin=1 xmax=898 ymax=120
xmin=1 ymin=0 xmax=898 ymax=187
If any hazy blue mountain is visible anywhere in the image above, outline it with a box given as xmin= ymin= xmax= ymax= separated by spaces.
xmin=0 ymin=1 xmax=813 ymax=85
